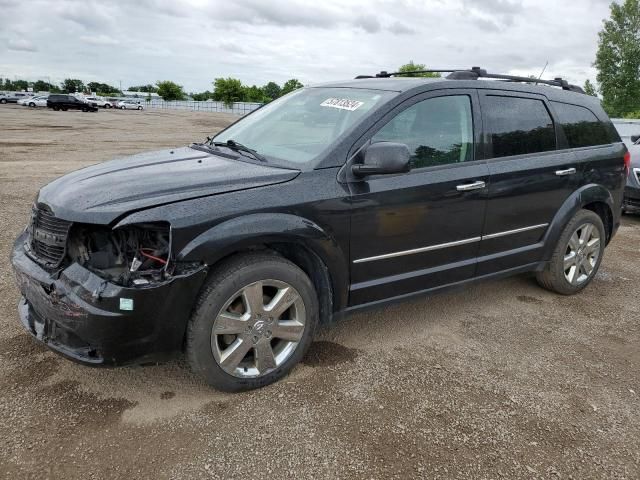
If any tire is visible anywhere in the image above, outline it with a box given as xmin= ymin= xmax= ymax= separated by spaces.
xmin=29 ymin=102 xmax=35 ymax=108
xmin=137 ymin=106 xmax=142 ymax=110
xmin=120 ymin=106 xmax=125 ymax=110
xmin=82 ymin=107 xmax=88 ymax=112
xmin=0 ymin=99 xmax=6 ymax=104
xmin=53 ymin=106 xmax=59 ymax=111
xmin=536 ymin=209 xmax=605 ymax=295
xmin=187 ymin=253 xmax=318 ymax=392
xmin=61 ymin=107 xmax=67 ymax=111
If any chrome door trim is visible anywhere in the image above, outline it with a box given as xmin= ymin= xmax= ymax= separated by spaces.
xmin=352 ymin=223 xmax=549 ymax=264
xmin=352 ymin=236 xmax=482 ymax=264
xmin=482 ymin=223 xmax=549 ymax=240
xmin=555 ymin=168 xmax=576 ymax=176
xmin=456 ymin=180 xmax=486 ymax=191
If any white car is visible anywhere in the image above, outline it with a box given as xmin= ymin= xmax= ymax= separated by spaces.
xmin=85 ymin=96 xmax=113 ymax=108
xmin=16 ymin=95 xmax=37 ymax=106
xmin=21 ymin=95 xmax=49 ymax=107
xmin=117 ymin=100 xmax=144 ymax=110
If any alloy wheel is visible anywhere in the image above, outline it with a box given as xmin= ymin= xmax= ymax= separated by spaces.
xmin=211 ymin=280 xmax=306 ymax=378
xmin=563 ymin=222 xmax=600 ymax=285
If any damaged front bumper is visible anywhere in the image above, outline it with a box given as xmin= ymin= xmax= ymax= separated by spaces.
xmin=11 ymin=232 xmax=208 ymax=366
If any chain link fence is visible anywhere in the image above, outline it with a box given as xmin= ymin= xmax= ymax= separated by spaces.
xmin=145 ymin=99 xmax=263 ymax=115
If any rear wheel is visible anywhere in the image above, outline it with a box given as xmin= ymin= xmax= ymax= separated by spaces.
xmin=29 ymin=102 xmax=36 ymax=107
xmin=187 ymin=253 xmax=318 ymax=391
xmin=120 ymin=106 xmax=126 ymax=110
xmin=0 ymin=99 xmax=6 ymax=104
xmin=137 ymin=106 xmax=142 ymax=110
xmin=82 ymin=107 xmax=88 ymax=112
xmin=536 ymin=209 xmax=605 ymax=295
xmin=52 ymin=106 xmax=59 ymax=111
xmin=61 ymin=107 xmax=67 ymax=111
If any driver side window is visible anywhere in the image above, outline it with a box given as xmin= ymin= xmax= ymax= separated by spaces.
xmin=372 ymin=95 xmax=474 ymax=169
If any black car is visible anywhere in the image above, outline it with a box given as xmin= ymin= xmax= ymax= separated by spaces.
xmin=11 ymin=68 xmax=627 ymax=391
xmin=47 ymin=94 xmax=98 ymax=112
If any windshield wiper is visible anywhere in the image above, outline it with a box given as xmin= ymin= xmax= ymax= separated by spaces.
xmin=210 ymin=139 xmax=266 ymax=162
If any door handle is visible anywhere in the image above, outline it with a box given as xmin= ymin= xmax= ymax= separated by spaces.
xmin=456 ymin=180 xmax=486 ymax=192
xmin=555 ymin=168 xmax=576 ymax=176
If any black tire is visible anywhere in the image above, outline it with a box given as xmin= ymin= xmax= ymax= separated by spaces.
xmin=536 ymin=209 xmax=605 ymax=295
xmin=61 ymin=107 xmax=67 ymax=111
xmin=186 ymin=253 xmax=318 ymax=392
xmin=52 ymin=106 xmax=59 ymax=111
xmin=137 ymin=106 xmax=142 ymax=110
xmin=82 ymin=107 xmax=88 ymax=112
xmin=120 ymin=106 xmax=125 ymax=110
xmin=0 ymin=99 xmax=6 ymax=104
xmin=29 ymin=102 xmax=36 ymax=107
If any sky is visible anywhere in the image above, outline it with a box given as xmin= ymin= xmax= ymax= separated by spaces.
xmin=0 ymin=0 xmax=614 ymax=92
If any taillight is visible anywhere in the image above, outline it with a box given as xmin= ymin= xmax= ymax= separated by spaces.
xmin=624 ymin=151 xmax=631 ymax=174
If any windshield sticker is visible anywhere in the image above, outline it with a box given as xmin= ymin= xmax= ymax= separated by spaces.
xmin=320 ymin=98 xmax=364 ymax=111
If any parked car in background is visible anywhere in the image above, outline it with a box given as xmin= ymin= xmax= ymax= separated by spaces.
xmin=117 ymin=99 xmax=144 ymax=110
xmin=17 ymin=96 xmax=35 ymax=106
xmin=85 ymin=96 xmax=113 ymax=108
xmin=22 ymin=95 xmax=49 ymax=108
xmin=47 ymin=94 xmax=99 ymax=112
xmin=11 ymin=67 xmax=627 ymax=392
xmin=613 ymin=119 xmax=640 ymax=213
xmin=0 ymin=92 xmax=31 ymax=104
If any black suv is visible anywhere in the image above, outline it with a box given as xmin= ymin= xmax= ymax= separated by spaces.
xmin=47 ymin=94 xmax=98 ymax=112
xmin=12 ymin=68 xmax=627 ymax=391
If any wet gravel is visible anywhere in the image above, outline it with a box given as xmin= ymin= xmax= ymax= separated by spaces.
xmin=0 ymin=105 xmax=638 ymax=479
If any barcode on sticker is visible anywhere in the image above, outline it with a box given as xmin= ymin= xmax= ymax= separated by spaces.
xmin=320 ymin=98 xmax=364 ymax=111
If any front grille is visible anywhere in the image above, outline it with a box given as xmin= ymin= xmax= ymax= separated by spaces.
xmin=29 ymin=206 xmax=72 ymax=266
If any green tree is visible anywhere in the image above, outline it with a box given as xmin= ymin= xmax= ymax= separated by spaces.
xmin=243 ymin=84 xmax=268 ymax=103
xmin=32 ymin=80 xmax=59 ymax=93
xmin=61 ymin=79 xmax=84 ymax=93
xmin=128 ymin=84 xmax=158 ymax=93
xmin=156 ymin=80 xmax=185 ymax=101
xmin=583 ymin=79 xmax=598 ymax=97
xmin=262 ymin=81 xmax=281 ymax=101
xmin=397 ymin=61 xmax=441 ymax=78
xmin=213 ymin=77 xmax=245 ymax=107
xmin=191 ymin=90 xmax=214 ymax=101
xmin=281 ymin=79 xmax=303 ymax=96
xmin=594 ymin=0 xmax=640 ymax=116
xmin=12 ymin=79 xmax=29 ymax=91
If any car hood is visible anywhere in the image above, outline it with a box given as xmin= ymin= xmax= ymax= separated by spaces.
xmin=38 ymin=146 xmax=300 ymax=224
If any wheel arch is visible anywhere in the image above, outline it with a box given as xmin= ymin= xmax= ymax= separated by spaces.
xmin=542 ymin=184 xmax=614 ymax=260
xmin=177 ymin=213 xmax=349 ymax=323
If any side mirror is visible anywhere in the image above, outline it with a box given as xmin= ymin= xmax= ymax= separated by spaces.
xmin=352 ymin=142 xmax=411 ymax=177
xmin=631 ymin=134 xmax=640 ymax=144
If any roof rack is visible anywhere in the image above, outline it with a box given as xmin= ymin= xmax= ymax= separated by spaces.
xmin=355 ymin=66 xmax=585 ymax=93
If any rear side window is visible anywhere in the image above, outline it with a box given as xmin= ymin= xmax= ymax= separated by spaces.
xmin=551 ymin=102 xmax=611 ymax=148
xmin=484 ymin=96 xmax=556 ymax=158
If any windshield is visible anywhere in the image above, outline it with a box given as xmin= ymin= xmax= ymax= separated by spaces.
xmin=213 ymin=87 xmax=396 ymax=167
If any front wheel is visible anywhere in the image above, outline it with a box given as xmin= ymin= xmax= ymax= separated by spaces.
xmin=29 ymin=102 xmax=36 ymax=107
xmin=186 ymin=253 xmax=318 ymax=391
xmin=137 ymin=106 xmax=142 ymax=110
xmin=0 ymin=99 xmax=6 ymax=104
xmin=536 ymin=209 xmax=605 ymax=295
xmin=120 ymin=106 xmax=125 ymax=110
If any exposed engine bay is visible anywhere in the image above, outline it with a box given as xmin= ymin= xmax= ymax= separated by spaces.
xmin=67 ymin=222 xmax=173 ymax=287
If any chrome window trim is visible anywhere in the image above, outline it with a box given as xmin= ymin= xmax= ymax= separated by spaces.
xmin=353 ymin=223 xmax=549 ymax=264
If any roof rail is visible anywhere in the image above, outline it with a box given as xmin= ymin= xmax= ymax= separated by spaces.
xmin=355 ymin=66 xmax=585 ymax=93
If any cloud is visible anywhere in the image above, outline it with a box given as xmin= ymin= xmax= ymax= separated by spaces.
xmin=387 ymin=21 xmax=415 ymax=35
xmin=79 ymin=34 xmax=120 ymax=46
xmin=7 ymin=39 xmax=37 ymax=52
xmin=354 ymin=14 xmax=381 ymax=33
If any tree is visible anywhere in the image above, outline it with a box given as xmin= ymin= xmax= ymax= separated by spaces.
xmin=32 ymin=80 xmax=59 ymax=93
xmin=191 ymin=90 xmax=214 ymax=101
xmin=243 ymin=84 xmax=268 ymax=103
xmin=213 ymin=77 xmax=245 ymax=107
xmin=397 ymin=61 xmax=441 ymax=78
xmin=583 ymin=79 xmax=598 ymax=97
xmin=156 ymin=80 xmax=185 ymax=101
xmin=87 ymin=82 xmax=120 ymax=95
xmin=61 ymin=79 xmax=84 ymax=93
xmin=262 ymin=81 xmax=281 ymax=101
xmin=12 ymin=79 xmax=29 ymax=91
xmin=594 ymin=0 xmax=640 ymax=116
xmin=128 ymin=84 xmax=157 ymax=93
xmin=281 ymin=79 xmax=303 ymax=96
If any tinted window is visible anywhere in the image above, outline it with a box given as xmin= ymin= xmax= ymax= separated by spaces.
xmin=551 ymin=102 xmax=611 ymax=148
xmin=372 ymin=95 xmax=473 ymax=168
xmin=484 ymin=96 xmax=556 ymax=158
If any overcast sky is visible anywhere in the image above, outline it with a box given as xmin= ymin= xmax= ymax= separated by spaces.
xmin=0 ymin=0 xmax=613 ymax=92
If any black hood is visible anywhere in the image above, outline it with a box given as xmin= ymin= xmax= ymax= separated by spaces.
xmin=38 ymin=147 xmax=299 ymax=224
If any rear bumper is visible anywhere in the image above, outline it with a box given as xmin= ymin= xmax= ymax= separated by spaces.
xmin=11 ymin=232 xmax=207 ymax=366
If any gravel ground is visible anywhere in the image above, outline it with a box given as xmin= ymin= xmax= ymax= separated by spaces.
xmin=0 ymin=105 xmax=638 ymax=479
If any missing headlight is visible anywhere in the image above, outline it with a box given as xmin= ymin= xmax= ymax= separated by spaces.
xmin=68 ymin=222 xmax=172 ymax=286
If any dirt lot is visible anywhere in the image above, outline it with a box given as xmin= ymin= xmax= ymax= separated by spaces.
xmin=0 ymin=104 xmax=638 ymax=479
